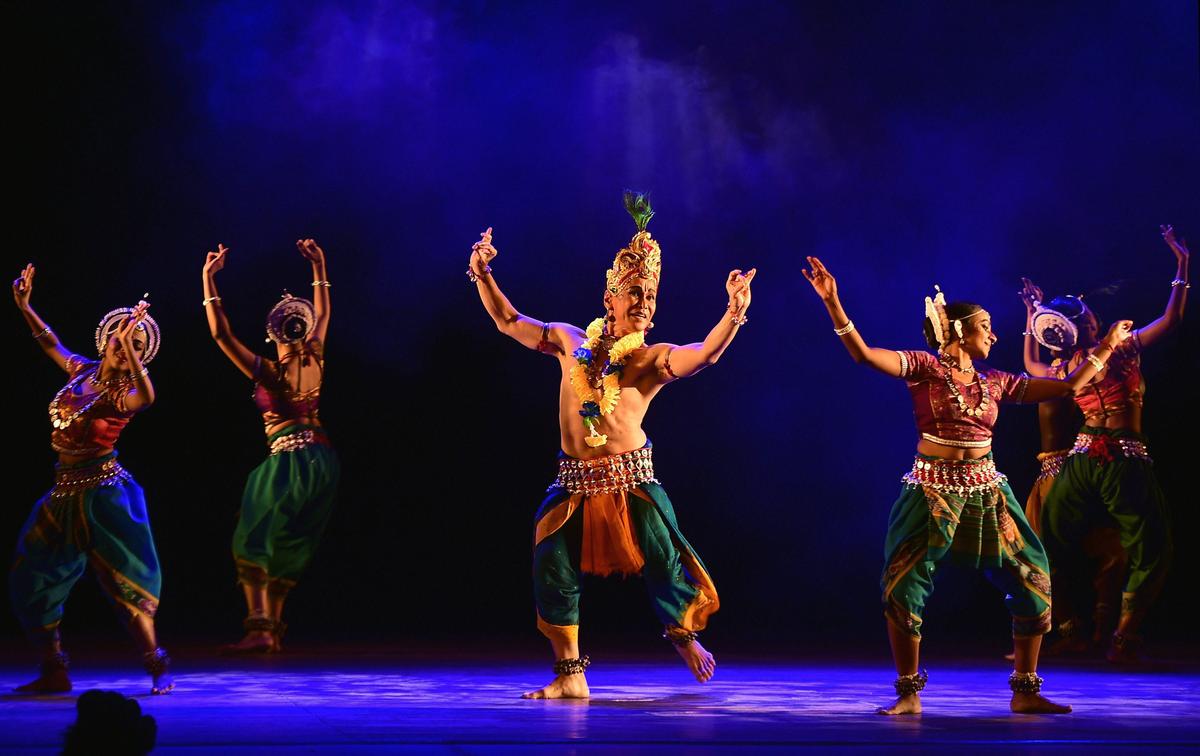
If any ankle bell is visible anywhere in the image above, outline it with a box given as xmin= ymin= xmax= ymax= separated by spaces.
xmin=553 ymin=656 xmax=591 ymax=676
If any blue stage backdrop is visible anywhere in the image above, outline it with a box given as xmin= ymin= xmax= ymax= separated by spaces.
xmin=4 ymin=2 xmax=1197 ymax=651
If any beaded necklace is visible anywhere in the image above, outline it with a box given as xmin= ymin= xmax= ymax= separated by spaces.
xmin=938 ymin=351 xmax=990 ymax=418
xmin=49 ymin=369 xmax=104 ymax=430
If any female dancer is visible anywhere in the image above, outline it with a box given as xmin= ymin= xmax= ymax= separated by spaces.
xmin=202 ymin=240 xmax=339 ymax=653
xmin=1018 ymin=279 xmax=1124 ymax=655
xmin=1025 ymin=225 xmax=1187 ymax=662
xmin=10 ymin=264 xmax=172 ymax=694
xmin=802 ymin=256 xmax=1131 ymax=715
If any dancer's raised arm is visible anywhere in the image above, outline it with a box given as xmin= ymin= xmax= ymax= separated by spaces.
xmin=1134 ymin=224 xmax=1189 ymax=349
xmin=297 ymin=238 xmax=331 ymax=345
xmin=802 ymin=255 xmax=904 ymax=376
xmin=1020 ymin=320 xmax=1133 ymax=402
xmin=470 ymin=227 xmax=581 ymax=355
xmin=654 ymin=268 xmax=755 ymax=380
xmin=113 ymin=300 xmax=156 ymax=412
xmin=13 ymin=264 xmax=82 ymax=372
xmin=1018 ymin=277 xmax=1059 ymax=378
xmin=202 ymin=244 xmax=259 ymax=379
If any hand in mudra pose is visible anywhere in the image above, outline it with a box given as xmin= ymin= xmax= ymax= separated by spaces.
xmin=470 ymin=227 xmax=498 ymax=277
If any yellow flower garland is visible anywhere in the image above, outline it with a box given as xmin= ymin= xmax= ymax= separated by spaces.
xmin=570 ymin=317 xmax=646 ymax=447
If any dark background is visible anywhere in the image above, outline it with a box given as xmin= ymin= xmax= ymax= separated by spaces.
xmin=4 ymin=2 xmax=1197 ymax=658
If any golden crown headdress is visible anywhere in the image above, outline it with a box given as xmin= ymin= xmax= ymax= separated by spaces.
xmin=605 ymin=191 xmax=661 ymax=295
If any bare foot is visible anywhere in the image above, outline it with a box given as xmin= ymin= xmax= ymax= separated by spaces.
xmin=219 ymin=631 xmax=275 ymax=655
xmin=1106 ymin=634 xmax=1141 ymax=664
xmin=1011 ymin=692 xmax=1071 ymax=713
xmin=522 ymin=673 xmax=589 ymax=699
xmin=673 ymin=639 xmax=716 ymax=683
xmin=151 ymin=668 xmax=175 ymax=695
xmin=877 ymin=693 xmax=921 ymax=715
xmin=144 ymin=648 xmax=175 ymax=695
xmin=15 ymin=669 xmax=72 ymax=694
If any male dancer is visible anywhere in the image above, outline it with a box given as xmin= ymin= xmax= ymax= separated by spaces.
xmin=469 ymin=193 xmax=754 ymax=699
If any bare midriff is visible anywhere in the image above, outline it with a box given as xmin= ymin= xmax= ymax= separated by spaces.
xmin=58 ymin=450 xmax=113 ymax=466
xmin=1086 ymin=406 xmax=1141 ymax=433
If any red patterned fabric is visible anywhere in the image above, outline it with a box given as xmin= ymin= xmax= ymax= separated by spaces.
xmin=49 ymin=359 xmax=135 ymax=455
xmin=1057 ymin=339 xmax=1144 ymax=423
xmin=898 ymin=350 xmax=1029 ymax=446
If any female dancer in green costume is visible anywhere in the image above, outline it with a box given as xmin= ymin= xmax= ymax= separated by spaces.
xmin=203 ymin=239 xmax=339 ymax=653
xmin=803 ymin=255 xmax=1132 ymax=715
xmin=11 ymin=264 xmax=172 ymax=694
xmin=1023 ymin=225 xmax=1187 ymax=662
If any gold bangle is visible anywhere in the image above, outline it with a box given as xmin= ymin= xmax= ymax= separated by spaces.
xmin=1085 ymin=353 xmax=1105 ymax=371
xmin=833 ymin=320 xmax=855 ymax=336
xmin=312 ymin=280 xmax=332 ymax=288
xmin=202 ymin=296 xmax=221 ymax=307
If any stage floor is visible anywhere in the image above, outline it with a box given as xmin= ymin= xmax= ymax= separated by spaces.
xmin=2 ymin=651 xmax=1198 ymax=753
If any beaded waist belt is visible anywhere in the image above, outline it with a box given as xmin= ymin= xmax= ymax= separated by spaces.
xmin=269 ymin=429 xmax=329 ymax=455
xmin=920 ymin=433 xmax=992 ymax=449
xmin=551 ymin=446 xmax=659 ymax=495
xmin=52 ymin=457 xmax=132 ymax=498
xmin=902 ymin=455 xmax=1006 ymax=496
xmin=1035 ymin=449 xmax=1070 ymax=481
xmin=1069 ymin=433 xmax=1151 ymax=464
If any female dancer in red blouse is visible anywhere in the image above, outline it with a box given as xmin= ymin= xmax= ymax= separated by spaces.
xmin=203 ymin=240 xmax=339 ymax=653
xmin=1024 ymin=225 xmax=1187 ymax=662
xmin=10 ymin=264 xmax=172 ymax=695
xmin=803 ymin=256 xmax=1131 ymax=715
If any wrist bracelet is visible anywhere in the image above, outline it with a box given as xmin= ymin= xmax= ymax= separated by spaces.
xmin=202 ymin=296 xmax=222 ymax=307
xmin=833 ymin=320 xmax=855 ymax=336
xmin=1170 ymin=278 xmax=1190 ymax=289
xmin=32 ymin=326 xmax=52 ymax=339
xmin=312 ymin=280 xmax=332 ymax=288
xmin=1085 ymin=353 xmax=1106 ymax=371
xmin=730 ymin=313 xmax=749 ymax=327
xmin=466 ymin=266 xmax=492 ymax=284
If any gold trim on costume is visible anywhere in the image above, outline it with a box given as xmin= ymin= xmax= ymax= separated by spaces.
xmin=536 ymin=613 xmax=579 ymax=645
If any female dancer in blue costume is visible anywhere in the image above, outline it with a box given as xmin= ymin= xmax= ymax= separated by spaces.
xmin=11 ymin=264 xmax=172 ymax=695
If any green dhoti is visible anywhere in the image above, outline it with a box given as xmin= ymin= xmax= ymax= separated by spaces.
xmin=232 ymin=425 xmax=340 ymax=594
xmin=1040 ymin=427 xmax=1171 ymax=624
xmin=881 ymin=454 xmax=1052 ymax=639
xmin=532 ymin=445 xmax=719 ymax=645
xmin=10 ymin=453 xmax=161 ymax=633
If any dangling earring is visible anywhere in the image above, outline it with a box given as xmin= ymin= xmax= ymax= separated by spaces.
xmin=647 ymin=321 xmax=655 ymax=330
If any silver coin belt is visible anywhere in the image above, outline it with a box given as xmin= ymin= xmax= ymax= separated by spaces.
xmin=550 ymin=446 xmax=659 ymax=495
xmin=1069 ymin=433 xmax=1152 ymax=462
xmin=269 ymin=429 xmax=325 ymax=455
xmin=902 ymin=455 xmax=1006 ymax=496
xmin=1035 ymin=450 xmax=1070 ymax=481
xmin=52 ymin=457 xmax=132 ymax=498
